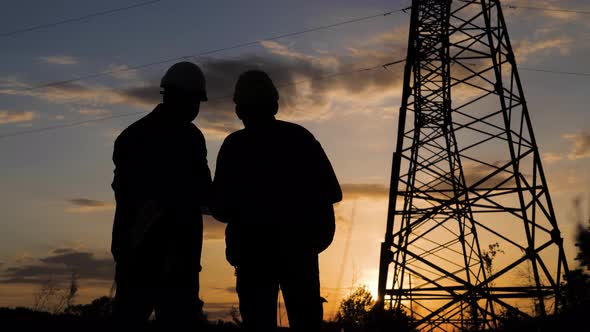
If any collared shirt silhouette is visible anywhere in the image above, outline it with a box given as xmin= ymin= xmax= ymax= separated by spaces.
xmin=110 ymin=61 xmax=211 ymax=330
xmin=212 ymin=70 xmax=342 ymax=332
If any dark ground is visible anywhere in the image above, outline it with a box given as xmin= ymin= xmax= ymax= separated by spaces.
xmin=3 ymin=306 xmax=587 ymax=332
xmin=0 ymin=307 xmax=239 ymax=332
xmin=0 ymin=307 xmax=348 ymax=332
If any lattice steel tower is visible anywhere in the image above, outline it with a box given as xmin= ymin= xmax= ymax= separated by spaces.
xmin=377 ymin=1 xmax=569 ymax=331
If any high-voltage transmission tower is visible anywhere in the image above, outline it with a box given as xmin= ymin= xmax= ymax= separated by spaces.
xmin=377 ymin=0 xmax=570 ymax=331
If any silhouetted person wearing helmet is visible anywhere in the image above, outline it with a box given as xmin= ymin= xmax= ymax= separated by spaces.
xmin=211 ymin=70 xmax=342 ymax=332
xmin=110 ymin=61 xmax=211 ymax=331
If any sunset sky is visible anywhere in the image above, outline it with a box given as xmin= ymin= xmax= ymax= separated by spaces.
xmin=0 ymin=0 xmax=589 ymax=322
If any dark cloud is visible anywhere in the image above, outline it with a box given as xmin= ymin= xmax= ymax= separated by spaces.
xmin=66 ymin=198 xmax=114 ymax=213
xmin=461 ymin=162 xmax=515 ymax=189
xmin=52 ymin=248 xmax=77 ymax=255
xmin=336 ymin=163 xmax=514 ymax=205
xmin=400 ymin=162 xmax=514 ymax=196
xmin=205 ymin=52 xmax=405 ymax=119
xmin=112 ymin=51 xmax=406 ymax=137
xmin=3 ymin=41 xmax=406 ymax=138
xmin=204 ymin=302 xmax=238 ymax=311
xmin=118 ymin=84 xmax=161 ymax=106
xmin=1 ymin=249 xmax=114 ymax=285
xmin=68 ymin=198 xmax=109 ymax=207
xmin=43 ymin=82 xmax=88 ymax=94
xmin=212 ymin=286 xmax=237 ymax=294
xmin=203 ymin=301 xmax=239 ymax=320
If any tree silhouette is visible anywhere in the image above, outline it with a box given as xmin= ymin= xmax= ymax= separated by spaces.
xmin=335 ymin=285 xmax=374 ymax=327
xmin=561 ymin=197 xmax=590 ymax=310
xmin=229 ymin=305 xmax=242 ymax=327
xmin=32 ymin=272 xmax=78 ymax=314
xmin=575 ymin=221 xmax=590 ymax=271
xmin=65 ymin=296 xmax=113 ymax=318
xmin=334 ymin=285 xmax=415 ymax=331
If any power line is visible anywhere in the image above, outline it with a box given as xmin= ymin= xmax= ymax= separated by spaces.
xmin=0 ymin=111 xmax=146 ymax=139
xmin=22 ymin=8 xmax=407 ymax=91
xmin=0 ymin=0 xmax=164 ymax=37
xmin=461 ymin=61 xmax=590 ymax=77
xmin=1 ymin=57 xmax=586 ymax=139
xmin=507 ymin=4 xmax=590 ymax=15
xmin=0 ymin=59 xmax=406 ymax=139
xmin=519 ymin=67 xmax=590 ymax=77
xmin=456 ymin=0 xmax=590 ymax=15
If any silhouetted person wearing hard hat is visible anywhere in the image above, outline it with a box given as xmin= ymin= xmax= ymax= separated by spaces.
xmin=211 ymin=70 xmax=342 ymax=332
xmin=110 ymin=61 xmax=211 ymax=331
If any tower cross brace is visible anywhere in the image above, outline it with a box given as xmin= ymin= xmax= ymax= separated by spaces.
xmin=377 ymin=1 xmax=570 ymax=331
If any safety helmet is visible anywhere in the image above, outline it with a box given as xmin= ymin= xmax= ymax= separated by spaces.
xmin=160 ymin=61 xmax=208 ymax=101
xmin=233 ymin=70 xmax=279 ymax=105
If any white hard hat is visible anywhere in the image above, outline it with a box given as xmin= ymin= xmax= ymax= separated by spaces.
xmin=160 ymin=61 xmax=208 ymax=101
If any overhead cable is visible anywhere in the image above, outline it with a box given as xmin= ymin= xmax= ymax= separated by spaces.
xmin=0 ymin=0 xmax=164 ymax=37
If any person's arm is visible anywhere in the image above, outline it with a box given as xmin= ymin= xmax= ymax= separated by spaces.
xmin=210 ymin=140 xmax=233 ymax=223
xmin=111 ymin=132 xmax=162 ymax=261
xmin=192 ymin=128 xmax=213 ymax=210
xmin=111 ymin=135 xmax=128 ymax=196
xmin=111 ymin=134 xmax=132 ymax=262
xmin=111 ymin=132 xmax=151 ymax=199
xmin=313 ymin=139 xmax=343 ymax=204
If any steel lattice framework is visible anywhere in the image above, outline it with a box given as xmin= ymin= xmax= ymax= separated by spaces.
xmin=377 ymin=0 xmax=569 ymax=331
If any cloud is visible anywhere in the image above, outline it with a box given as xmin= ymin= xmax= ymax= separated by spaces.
xmin=0 ymin=40 xmax=406 ymax=138
xmin=0 ymin=110 xmax=37 ymax=125
xmin=77 ymin=108 xmax=111 ymax=116
xmin=203 ymin=215 xmax=226 ymax=240
xmin=203 ymin=301 xmax=239 ymax=320
xmin=339 ymin=160 xmax=515 ymax=204
xmin=543 ymin=152 xmax=564 ymax=163
xmin=341 ymin=183 xmax=390 ymax=200
xmin=416 ymin=161 xmax=514 ymax=194
xmin=66 ymin=198 xmax=114 ymax=213
xmin=52 ymin=248 xmax=78 ymax=255
xmin=513 ymin=36 xmax=573 ymax=63
xmin=0 ymin=77 xmax=30 ymax=89
xmin=107 ymin=64 xmax=140 ymax=81
xmin=537 ymin=130 xmax=590 ymax=163
xmin=503 ymin=0 xmax=583 ymax=21
xmin=338 ymin=163 xmax=515 ymax=203
xmin=0 ymin=249 xmax=114 ymax=285
xmin=260 ymin=40 xmax=339 ymax=69
xmin=211 ymin=286 xmax=237 ymax=294
xmin=0 ymin=82 xmax=138 ymax=106
xmin=39 ymin=55 xmax=78 ymax=65
xmin=546 ymin=167 xmax=589 ymax=194
xmin=564 ymin=131 xmax=590 ymax=160
xmin=11 ymin=252 xmax=36 ymax=265
xmin=368 ymin=26 xmax=409 ymax=46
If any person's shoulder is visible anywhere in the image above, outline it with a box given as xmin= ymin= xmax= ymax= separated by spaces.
xmin=216 ymin=129 xmax=248 ymax=157
xmin=186 ymin=123 xmax=206 ymax=140
xmin=276 ymin=120 xmax=315 ymax=140
xmin=223 ymin=128 xmax=247 ymax=144
xmin=114 ymin=117 xmax=143 ymax=146
xmin=115 ymin=107 xmax=157 ymax=143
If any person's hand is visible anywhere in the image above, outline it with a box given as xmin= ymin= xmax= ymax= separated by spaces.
xmin=130 ymin=200 xmax=165 ymax=250
xmin=200 ymin=204 xmax=211 ymax=215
